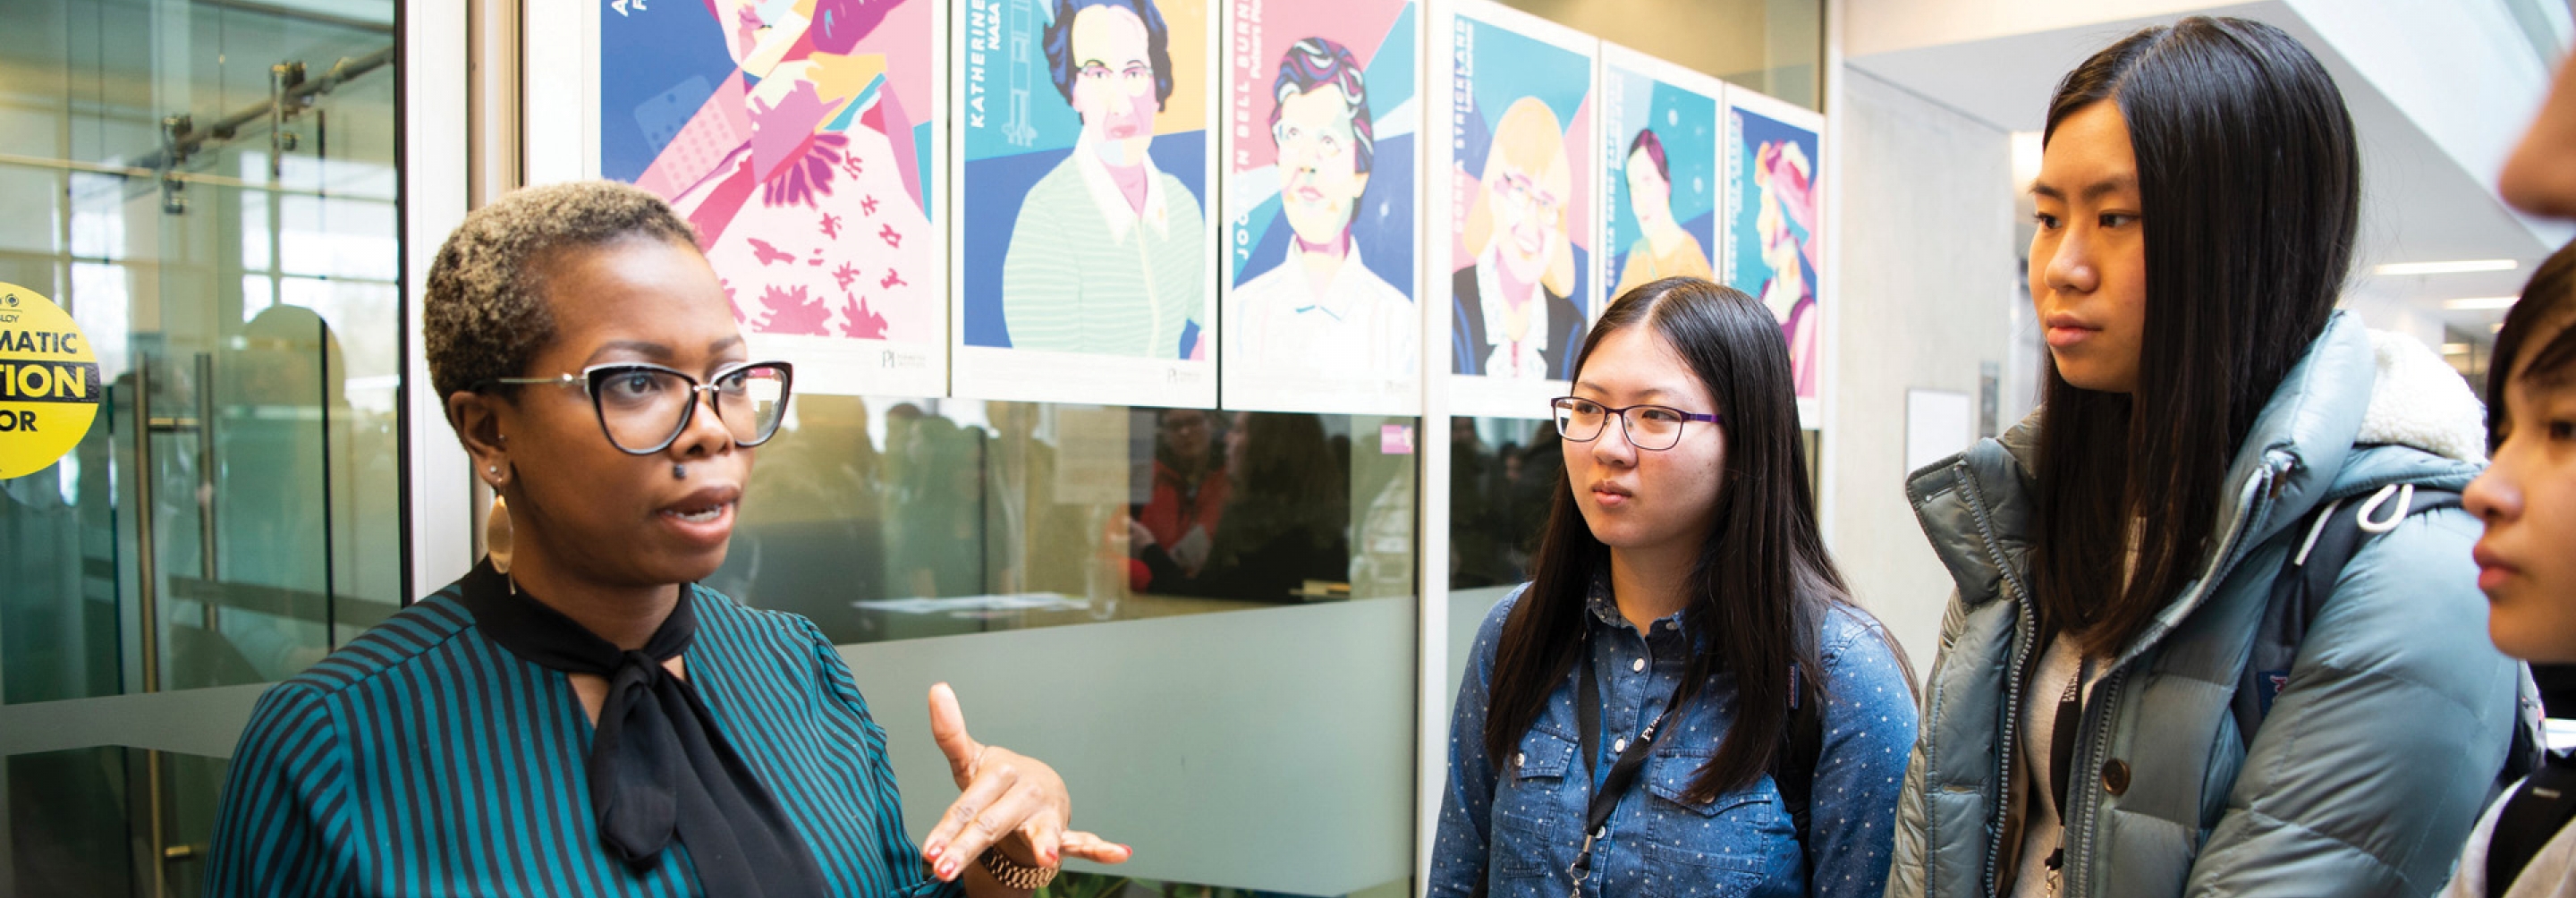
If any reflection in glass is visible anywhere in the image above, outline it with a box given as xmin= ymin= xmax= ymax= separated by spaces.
xmin=0 ymin=0 xmax=403 ymax=891
xmin=713 ymin=399 xmax=1418 ymax=645
xmin=1448 ymin=417 xmax=1561 ymax=589
xmin=1 ymin=6 xmax=406 ymax=683
xmin=5 ymin=747 xmax=228 ymax=898
xmin=1131 ymin=411 xmax=1348 ymax=601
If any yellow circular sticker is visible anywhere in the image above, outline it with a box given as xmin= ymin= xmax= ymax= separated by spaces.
xmin=0 ymin=283 xmax=101 ymax=479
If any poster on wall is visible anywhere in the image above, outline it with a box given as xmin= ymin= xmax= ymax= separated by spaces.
xmin=1436 ymin=0 xmax=1597 ymax=420
xmin=1599 ymin=45 xmax=1721 ymax=311
xmin=1724 ymin=87 xmax=1825 ymax=425
xmin=1219 ymin=0 xmax=1420 ymax=416
xmin=602 ymin=0 xmax=948 ymax=397
xmin=952 ymin=0 xmax=1221 ymax=408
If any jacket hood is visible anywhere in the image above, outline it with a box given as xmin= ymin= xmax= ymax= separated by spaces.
xmin=2351 ymin=326 xmax=2487 ymax=463
xmin=1906 ymin=311 xmax=2487 ymax=655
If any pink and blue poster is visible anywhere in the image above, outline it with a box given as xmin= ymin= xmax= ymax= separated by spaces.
xmin=1437 ymin=0 xmax=1596 ymax=420
xmin=603 ymin=0 xmax=947 ymax=397
xmin=1724 ymin=88 xmax=1824 ymax=419
xmin=952 ymin=0 xmax=1220 ymax=407
xmin=1219 ymin=0 xmax=1419 ymax=415
xmin=1601 ymin=45 xmax=1721 ymax=310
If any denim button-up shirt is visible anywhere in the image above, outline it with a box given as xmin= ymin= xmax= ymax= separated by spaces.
xmin=1430 ymin=583 xmax=1919 ymax=898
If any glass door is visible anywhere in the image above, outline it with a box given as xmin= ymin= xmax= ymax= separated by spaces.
xmin=0 ymin=0 xmax=405 ymax=894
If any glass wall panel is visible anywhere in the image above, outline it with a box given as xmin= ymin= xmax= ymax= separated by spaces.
xmin=1443 ymin=416 xmax=1557 ymax=703
xmin=715 ymin=400 xmax=1419 ymax=643
xmin=0 ymin=0 xmax=402 ymax=892
xmin=1042 ymin=873 xmax=1415 ymax=898
xmin=709 ymin=400 xmax=1422 ymax=895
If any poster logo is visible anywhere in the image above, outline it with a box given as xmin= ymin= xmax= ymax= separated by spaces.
xmin=0 ymin=283 xmax=103 ymax=479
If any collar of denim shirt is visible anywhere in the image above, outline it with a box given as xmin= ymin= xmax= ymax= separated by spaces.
xmin=1581 ymin=572 xmax=1698 ymax=649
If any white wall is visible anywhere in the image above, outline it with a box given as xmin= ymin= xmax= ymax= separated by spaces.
xmin=1845 ymin=0 xmax=2565 ymax=363
xmin=2342 ymin=291 xmax=2449 ymax=353
xmin=1844 ymin=0 xmax=2216 ymax=60
xmin=403 ymin=0 xmax=475 ymax=597
xmin=1827 ymin=69 xmax=2021 ymax=671
xmin=2287 ymin=0 xmax=2553 ymax=224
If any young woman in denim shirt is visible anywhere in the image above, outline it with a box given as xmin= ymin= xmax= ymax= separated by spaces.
xmin=1429 ymin=277 xmax=1919 ymax=898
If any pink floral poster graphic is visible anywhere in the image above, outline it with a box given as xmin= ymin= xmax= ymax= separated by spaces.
xmin=604 ymin=0 xmax=947 ymax=396
xmin=1724 ymin=87 xmax=1824 ymax=423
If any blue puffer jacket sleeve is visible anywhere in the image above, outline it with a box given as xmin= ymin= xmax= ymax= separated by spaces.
xmin=2183 ymin=507 xmax=2520 ymax=894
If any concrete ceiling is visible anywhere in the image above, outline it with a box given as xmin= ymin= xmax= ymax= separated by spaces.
xmin=1846 ymin=0 xmax=2569 ymax=343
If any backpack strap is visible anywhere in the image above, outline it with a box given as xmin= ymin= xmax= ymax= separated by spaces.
xmin=1773 ymin=624 xmax=1917 ymax=876
xmin=2487 ymin=751 xmax=2576 ymax=898
xmin=2233 ymin=484 xmax=2542 ymax=791
xmin=1775 ymin=661 xmax=1825 ymax=876
xmin=2506 ymin=669 xmax=2549 ymax=791
xmin=2236 ymin=485 xmax=2461 ymax=745
xmin=2295 ymin=486 xmax=2461 ymax=626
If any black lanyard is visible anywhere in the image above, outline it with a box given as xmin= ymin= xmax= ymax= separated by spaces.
xmin=1567 ymin=631 xmax=1674 ymax=897
xmin=2042 ymin=654 xmax=2091 ymax=894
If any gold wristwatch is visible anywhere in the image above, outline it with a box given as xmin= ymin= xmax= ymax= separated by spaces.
xmin=978 ymin=845 xmax=1058 ymax=889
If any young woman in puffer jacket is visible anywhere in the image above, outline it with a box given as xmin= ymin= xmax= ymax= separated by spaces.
xmin=1885 ymin=17 xmax=2527 ymax=898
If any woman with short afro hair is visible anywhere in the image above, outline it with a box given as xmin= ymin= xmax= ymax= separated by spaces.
xmin=205 ymin=180 xmax=1128 ymax=897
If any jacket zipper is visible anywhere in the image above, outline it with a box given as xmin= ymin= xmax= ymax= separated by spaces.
xmin=1951 ymin=457 xmax=2043 ymax=898
xmin=1981 ymin=596 xmax=2039 ymax=897
xmin=2061 ymin=668 xmax=2126 ymax=895
xmin=1980 ymin=451 xmax=2463 ymax=894
xmin=2060 ymin=462 xmax=2280 ymax=895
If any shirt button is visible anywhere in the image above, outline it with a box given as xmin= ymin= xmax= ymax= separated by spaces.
xmin=1631 ymin=658 xmax=1646 ymax=673
xmin=1665 ymin=621 xmax=1681 ymax=631
xmin=1513 ymin=751 xmax=1525 ymax=767
xmin=1613 ymin=737 xmax=1629 ymax=752
xmin=2102 ymin=758 xmax=2131 ymax=795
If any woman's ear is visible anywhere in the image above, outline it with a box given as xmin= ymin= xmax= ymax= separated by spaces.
xmin=448 ymin=390 xmax=513 ymax=487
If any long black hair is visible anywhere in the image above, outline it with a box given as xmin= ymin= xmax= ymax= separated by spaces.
xmin=1482 ymin=277 xmax=1858 ymax=802
xmin=2029 ymin=17 xmax=2360 ymax=655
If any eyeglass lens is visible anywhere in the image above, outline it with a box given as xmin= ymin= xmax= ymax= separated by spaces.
xmin=1553 ymin=399 xmax=1688 ymax=451
xmin=593 ymin=364 xmax=791 ymax=453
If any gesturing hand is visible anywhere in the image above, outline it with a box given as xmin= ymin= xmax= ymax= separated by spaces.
xmin=920 ymin=682 xmax=1131 ymax=883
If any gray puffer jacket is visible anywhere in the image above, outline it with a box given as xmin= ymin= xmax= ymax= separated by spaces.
xmin=1886 ymin=312 xmax=2523 ymax=898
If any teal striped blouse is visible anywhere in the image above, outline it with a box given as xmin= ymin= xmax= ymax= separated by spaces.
xmin=204 ymin=575 xmax=958 ymax=898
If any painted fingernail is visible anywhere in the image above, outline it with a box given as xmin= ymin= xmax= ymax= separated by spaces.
xmin=1044 ymin=848 xmax=1059 ymax=865
xmin=924 ymin=842 xmax=943 ymax=861
xmin=937 ymin=860 xmax=957 ymax=880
